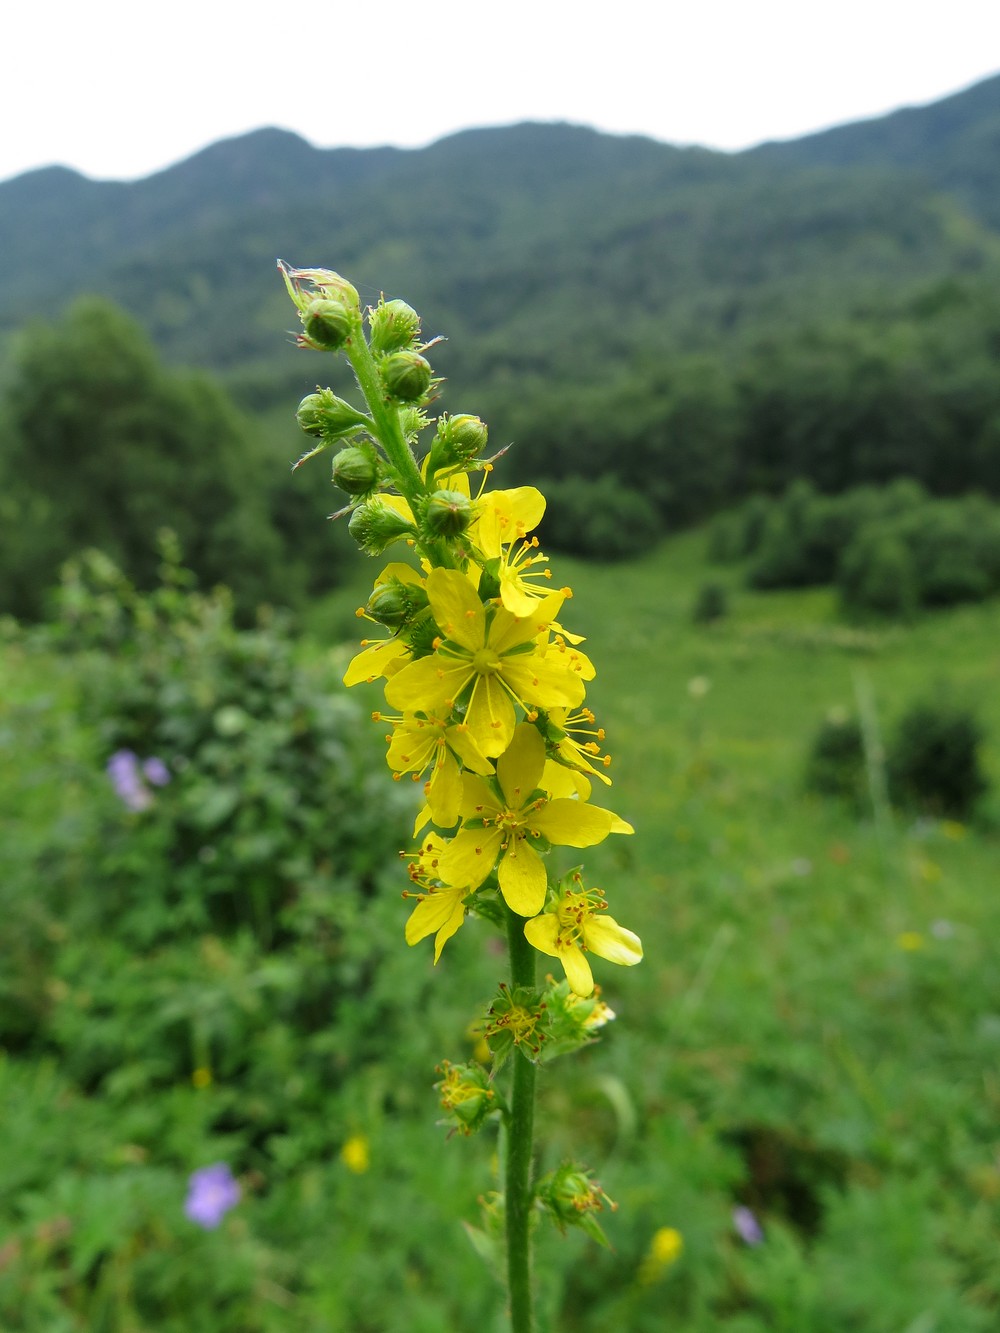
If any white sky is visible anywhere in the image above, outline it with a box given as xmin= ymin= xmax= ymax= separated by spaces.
xmin=4 ymin=0 xmax=999 ymax=184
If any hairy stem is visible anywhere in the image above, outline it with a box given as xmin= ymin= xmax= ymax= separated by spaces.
xmin=505 ymin=907 xmax=537 ymax=1333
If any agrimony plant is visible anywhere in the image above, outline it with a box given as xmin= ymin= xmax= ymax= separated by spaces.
xmin=280 ymin=262 xmax=642 ymax=1331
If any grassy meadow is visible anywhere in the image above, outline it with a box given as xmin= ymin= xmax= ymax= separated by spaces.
xmin=3 ymin=527 xmax=999 ymax=1331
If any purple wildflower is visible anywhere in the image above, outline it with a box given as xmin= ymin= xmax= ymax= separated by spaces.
xmin=184 ymin=1163 xmax=241 ymax=1229
xmin=107 ymin=750 xmax=152 ymax=812
xmin=142 ymin=756 xmax=171 ymax=787
xmin=732 ymin=1205 xmax=764 ymax=1246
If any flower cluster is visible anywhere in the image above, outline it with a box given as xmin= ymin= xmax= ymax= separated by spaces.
xmin=107 ymin=749 xmax=170 ymax=812
xmin=281 ymin=263 xmax=642 ymax=999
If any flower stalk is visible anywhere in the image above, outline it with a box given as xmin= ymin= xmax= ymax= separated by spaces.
xmin=279 ymin=263 xmax=643 ymax=1329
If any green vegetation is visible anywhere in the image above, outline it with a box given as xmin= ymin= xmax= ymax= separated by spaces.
xmin=3 ymin=528 xmax=998 ymax=1329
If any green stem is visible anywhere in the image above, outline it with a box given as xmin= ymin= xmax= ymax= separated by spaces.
xmin=505 ymin=907 xmax=537 ymax=1333
xmin=343 ymin=328 xmax=426 ymax=498
xmin=343 ymin=325 xmax=458 ymax=568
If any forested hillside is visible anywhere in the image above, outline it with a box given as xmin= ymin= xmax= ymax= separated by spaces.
xmin=1 ymin=75 xmax=999 ymax=612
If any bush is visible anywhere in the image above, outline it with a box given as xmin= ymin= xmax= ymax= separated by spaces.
xmin=887 ymin=697 xmax=989 ymax=818
xmin=838 ymin=527 xmax=919 ymax=620
xmin=692 ymin=581 xmax=729 ymax=624
xmin=804 ymin=710 xmax=867 ymax=806
xmin=537 ymin=474 xmax=662 ymax=560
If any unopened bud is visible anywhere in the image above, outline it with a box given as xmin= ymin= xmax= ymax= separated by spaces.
xmin=366 ymin=577 xmax=429 ymax=628
xmin=423 ymin=489 xmax=473 ymax=539
xmin=348 ymin=499 xmax=417 ymax=555
xmin=331 ymin=445 xmax=380 ymax=496
xmin=438 ymin=414 xmax=488 ymax=460
xmin=369 ymin=298 xmax=421 ymax=354
xmin=303 ymin=298 xmax=353 ymax=351
xmin=381 ymin=350 xmax=432 ymax=402
xmin=296 ymin=389 xmax=368 ymax=439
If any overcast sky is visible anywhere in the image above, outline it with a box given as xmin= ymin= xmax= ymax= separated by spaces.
xmin=4 ymin=0 xmax=999 ymax=184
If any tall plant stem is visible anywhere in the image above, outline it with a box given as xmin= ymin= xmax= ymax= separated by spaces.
xmin=505 ymin=907 xmax=537 ymax=1333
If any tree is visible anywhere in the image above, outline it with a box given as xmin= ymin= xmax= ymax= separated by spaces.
xmin=0 ymin=298 xmax=284 ymax=619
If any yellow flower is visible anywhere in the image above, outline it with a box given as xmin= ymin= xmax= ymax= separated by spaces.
xmin=638 ymin=1227 xmax=683 ymax=1284
xmin=340 ymin=1134 xmax=370 ymax=1174
xmin=384 ymin=568 xmax=585 ymax=757
xmin=896 ymin=931 xmax=926 ymax=952
xmin=437 ymin=724 xmax=633 ymax=917
xmin=472 ymin=486 xmax=561 ymax=617
xmin=544 ymin=706 xmax=612 ymax=784
xmin=382 ymin=712 xmax=494 ymax=827
xmin=524 ymin=873 xmax=642 ymax=996
xmin=405 ymin=883 xmax=470 ymax=960
xmin=403 ymin=835 xmax=470 ymax=960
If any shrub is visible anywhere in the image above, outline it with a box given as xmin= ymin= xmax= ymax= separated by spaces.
xmin=692 ymin=581 xmax=729 ymax=624
xmin=537 ymin=474 xmax=662 ymax=560
xmin=804 ymin=710 xmax=867 ymax=807
xmin=838 ymin=527 xmax=919 ymax=620
xmin=887 ymin=697 xmax=989 ymax=818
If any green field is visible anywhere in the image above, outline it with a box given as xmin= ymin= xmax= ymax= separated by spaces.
xmin=3 ymin=530 xmax=999 ymax=1331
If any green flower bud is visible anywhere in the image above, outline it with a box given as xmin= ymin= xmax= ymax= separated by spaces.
xmin=296 ymin=389 xmax=369 ymax=439
xmin=348 ymin=499 xmax=417 ymax=555
xmin=332 ymin=444 xmax=380 ymax=496
xmin=381 ymin=350 xmax=432 ymax=402
xmin=434 ymin=1060 xmax=497 ymax=1137
xmin=535 ymin=1163 xmax=617 ymax=1246
xmin=303 ymin=298 xmax=353 ymax=351
xmin=369 ymin=298 xmax=421 ymax=355
xmin=365 ymin=576 xmax=429 ymax=628
xmin=438 ymin=413 xmax=488 ymax=460
xmin=423 ymin=489 xmax=473 ymax=539
xmin=278 ymin=262 xmax=359 ymax=316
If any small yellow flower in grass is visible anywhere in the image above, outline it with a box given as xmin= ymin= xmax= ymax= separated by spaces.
xmin=340 ymin=1134 xmax=370 ymax=1174
xmin=524 ymin=871 xmax=643 ymax=996
xmin=896 ymin=931 xmax=926 ymax=952
xmin=438 ymin=724 xmax=633 ymax=918
xmin=191 ymin=1066 xmax=213 ymax=1089
xmin=384 ymin=568 xmax=584 ymax=757
xmin=638 ymin=1226 xmax=684 ymax=1284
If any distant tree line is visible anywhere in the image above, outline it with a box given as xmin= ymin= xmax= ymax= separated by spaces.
xmin=3 ymin=283 xmax=1000 ymax=614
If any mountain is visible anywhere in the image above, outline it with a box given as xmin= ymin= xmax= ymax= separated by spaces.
xmin=0 ymin=75 xmax=999 ymax=424
xmin=752 ymin=73 xmax=1000 ymax=229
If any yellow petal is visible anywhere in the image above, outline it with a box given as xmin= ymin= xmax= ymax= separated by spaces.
xmin=427 ymin=746 xmax=463 ymax=828
xmin=560 ymin=945 xmax=596 ymax=996
xmin=542 ymin=759 xmax=593 ymax=800
xmin=405 ymin=885 xmax=467 ymax=962
xmin=465 ymin=672 xmax=516 ymax=757
xmin=445 ymin=724 xmax=495 ymax=776
xmin=584 ymin=915 xmax=643 ymax=967
xmin=490 ymin=594 xmax=565 ymax=655
xmin=386 ymin=720 xmax=438 ymax=774
xmin=528 ymin=799 xmax=616 ymax=848
xmin=438 ymin=827 xmax=503 ymax=890
xmin=497 ymin=836 xmax=547 ymax=917
xmin=496 ymin=723 xmax=546 ymax=809
xmin=375 ymin=561 xmax=424 ymax=587
xmin=343 ymin=637 xmax=409 ymax=687
xmin=426 ymin=568 xmax=485 ymax=653
xmin=523 ymin=913 xmax=561 ymax=956
xmin=384 ymin=654 xmax=472 ymax=714
xmin=501 ymin=654 xmax=587 ymax=710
